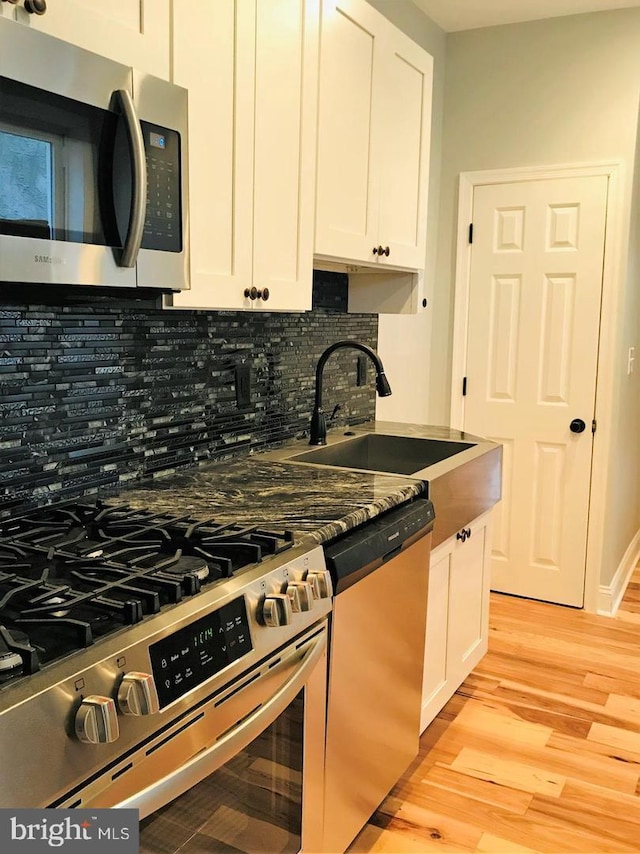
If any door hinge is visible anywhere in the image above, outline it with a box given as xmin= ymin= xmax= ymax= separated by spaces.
xmin=462 ymin=376 xmax=467 ymax=396
xmin=468 ymin=223 xmax=473 ymax=244
xmin=592 ymin=419 xmax=597 ymax=434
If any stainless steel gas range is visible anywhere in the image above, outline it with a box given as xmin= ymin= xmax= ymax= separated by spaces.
xmin=0 ymin=500 xmax=331 ymax=853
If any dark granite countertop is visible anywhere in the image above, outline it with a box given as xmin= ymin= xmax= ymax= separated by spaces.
xmin=118 ymin=420 xmax=500 ymax=547
xmin=119 ymin=456 xmax=425 ymax=545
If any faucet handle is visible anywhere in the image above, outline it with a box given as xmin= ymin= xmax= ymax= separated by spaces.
xmin=309 ymin=407 xmax=327 ymax=445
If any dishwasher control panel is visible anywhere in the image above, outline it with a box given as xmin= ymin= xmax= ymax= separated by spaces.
xmin=323 ymin=498 xmax=435 ymax=593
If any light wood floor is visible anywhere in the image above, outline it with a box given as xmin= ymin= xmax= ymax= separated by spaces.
xmin=349 ymin=568 xmax=640 ymax=854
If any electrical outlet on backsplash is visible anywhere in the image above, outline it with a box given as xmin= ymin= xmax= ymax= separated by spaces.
xmin=0 ymin=271 xmax=378 ymax=516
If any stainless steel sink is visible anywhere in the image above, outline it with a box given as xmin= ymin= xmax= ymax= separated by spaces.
xmin=266 ymin=426 xmax=502 ymax=548
xmin=285 ymin=433 xmax=476 ymax=476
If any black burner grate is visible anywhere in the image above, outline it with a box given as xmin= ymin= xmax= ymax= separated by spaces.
xmin=0 ymin=500 xmax=294 ymax=683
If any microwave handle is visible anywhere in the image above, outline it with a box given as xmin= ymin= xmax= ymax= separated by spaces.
xmin=113 ymin=629 xmax=327 ymax=819
xmin=114 ymin=88 xmax=147 ymax=268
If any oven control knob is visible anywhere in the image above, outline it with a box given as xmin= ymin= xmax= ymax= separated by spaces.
xmin=306 ymin=570 xmax=333 ymax=599
xmin=287 ymin=580 xmax=314 ymax=612
xmin=262 ymin=593 xmax=293 ymax=627
xmin=118 ymin=672 xmax=160 ymax=716
xmin=286 ymin=583 xmax=302 ymax=612
xmin=75 ymin=696 xmax=120 ymax=744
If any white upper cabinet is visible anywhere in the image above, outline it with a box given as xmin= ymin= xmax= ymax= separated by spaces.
xmin=15 ymin=0 xmax=170 ymax=79
xmin=168 ymin=0 xmax=319 ymax=312
xmin=315 ymin=0 xmax=432 ymax=272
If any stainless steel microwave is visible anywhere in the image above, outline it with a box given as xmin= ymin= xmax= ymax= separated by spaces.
xmin=0 ymin=17 xmax=189 ymax=290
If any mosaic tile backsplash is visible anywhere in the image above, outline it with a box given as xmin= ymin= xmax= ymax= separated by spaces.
xmin=0 ymin=272 xmax=377 ymax=516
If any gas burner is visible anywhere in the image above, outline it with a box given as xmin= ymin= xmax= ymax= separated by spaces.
xmin=0 ymin=628 xmax=29 ymax=673
xmin=0 ymin=625 xmax=39 ymax=681
xmin=0 ymin=500 xmax=296 ymax=683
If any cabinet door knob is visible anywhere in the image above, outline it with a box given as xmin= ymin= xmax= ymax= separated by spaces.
xmin=382 ymin=245 xmax=390 ymax=256
xmin=244 ymin=286 xmax=260 ymax=300
xmin=372 ymin=246 xmax=379 ymax=255
xmin=24 ymin=0 xmax=47 ymax=13
xmin=261 ymin=287 xmax=270 ymax=302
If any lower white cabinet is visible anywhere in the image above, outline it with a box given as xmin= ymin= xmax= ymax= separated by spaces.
xmin=421 ymin=510 xmax=493 ymax=733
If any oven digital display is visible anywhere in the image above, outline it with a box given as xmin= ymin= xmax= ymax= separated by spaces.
xmin=149 ymin=597 xmax=253 ymax=707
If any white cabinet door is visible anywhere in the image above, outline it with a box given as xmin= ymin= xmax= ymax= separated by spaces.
xmin=251 ymin=0 xmax=318 ymax=310
xmin=315 ymin=0 xmax=380 ymax=264
xmin=170 ymin=0 xmax=317 ymax=312
xmin=375 ymin=24 xmax=432 ymax=270
xmin=421 ymin=511 xmax=492 ymax=733
xmin=20 ymin=0 xmax=170 ymax=78
xmin=315 ymin=0 xmax=432 ymax=272
xmin=169 ymin=0 xmax=252 ymax=311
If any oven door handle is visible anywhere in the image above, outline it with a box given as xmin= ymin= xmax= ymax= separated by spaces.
xmin=114 ymin=629 xmax=327 ymax=818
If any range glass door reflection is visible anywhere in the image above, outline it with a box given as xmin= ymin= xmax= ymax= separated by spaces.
xmin=139 ymin=692 xmax=304 ymax=854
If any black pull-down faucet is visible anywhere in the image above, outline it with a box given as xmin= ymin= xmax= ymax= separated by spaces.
xmin=309 ymin=341 xmax=392 ymax=445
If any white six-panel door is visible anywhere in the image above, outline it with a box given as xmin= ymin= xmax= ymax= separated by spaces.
xmin=463 ymin=175 xmax=608 ymax=606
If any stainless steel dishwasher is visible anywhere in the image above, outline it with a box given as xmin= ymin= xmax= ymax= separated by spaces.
xmin=321 ymin=497 xmax=435 ymax=853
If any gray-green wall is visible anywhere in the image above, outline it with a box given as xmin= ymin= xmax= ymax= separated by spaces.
xmin=370 ymin=3 xmax=640 ymax=592
xmin=437 ymin=9 xmax=640 ymax=591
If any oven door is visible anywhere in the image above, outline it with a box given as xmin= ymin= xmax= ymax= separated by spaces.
xmin=73 ymin=622 xmax=327 ymax=854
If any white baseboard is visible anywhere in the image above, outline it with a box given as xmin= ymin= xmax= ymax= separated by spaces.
xmin=597 ymin=528 xmax=640 ymax=616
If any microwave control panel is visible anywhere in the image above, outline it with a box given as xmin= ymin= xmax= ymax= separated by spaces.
xmin=141 ymin=120 xmax=182 ymax=253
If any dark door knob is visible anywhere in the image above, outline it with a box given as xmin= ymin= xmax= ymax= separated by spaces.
xmin=24 ymin=0 xmax=47 ymax=13
xmin=569 ymin=418 xmax=586 ymax=434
